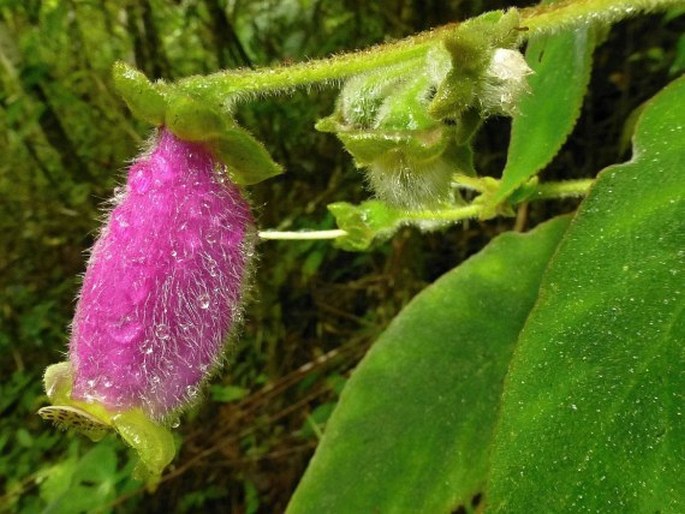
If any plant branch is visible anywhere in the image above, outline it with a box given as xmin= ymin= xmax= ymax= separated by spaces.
xmin=174 ymin=0 xmax=679 ymax=100
xmin=258 ymin=229 xmax=348 ymax=240
xmin=531 ymin=178 xmax=595 ymax=199
xmin=520 ymin=0 xmax=678 ymax=35
xmin=258 ymin=179 xmax=595 ymax=241
xmin=403 ymin=204 xmax=483 ymax=223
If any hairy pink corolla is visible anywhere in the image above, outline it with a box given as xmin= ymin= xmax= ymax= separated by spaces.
xmin=40 ymin=128 xmax=254 ymax=482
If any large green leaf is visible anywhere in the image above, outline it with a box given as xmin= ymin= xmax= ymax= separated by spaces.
xmin=287 ymin=216 xmax=570 ymax=514
xmin=487 ymin=77 xmax=685 ymax=512
xmin=494 ymin=21 xmax=596 ymax=203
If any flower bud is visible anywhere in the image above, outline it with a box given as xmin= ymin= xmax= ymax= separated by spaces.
xmin=40 ymin=128 xmax=254 ymax=483
xmin=428 ymin=9 xmax=530 ymax=121
xmin=479 ymin=48 xmax=532 ymax=116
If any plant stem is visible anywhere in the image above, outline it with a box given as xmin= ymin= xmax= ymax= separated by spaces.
xmin=176 ymin=0 xmax=680 ymax=99
xmin=177 ymin=45 xmax=430 ymax=97
xmin=520 ymin=0 xmax=680 ymax=34
xmin=403 ymin=204 xmax=483 ymax=223
xmin=531 ymin=178 xmax=594 ymax=199
xmin=258 ymin=229 xmax=348 ymax=240
xmin=258 ymin=179 xmax=594 ymax=240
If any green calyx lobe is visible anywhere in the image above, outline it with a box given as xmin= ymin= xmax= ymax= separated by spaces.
xmin=164 ymin=91 xmax=283 ymax=185
xmin=328 ymin=200 xmax=404 ymax=251
xmin=318 ymin=9 xmax=529 ymax=211
xmin=112 ymin=62 xmax=166 ymax=126
xmin=318 ymin=60 xmax=473 ymax=210
xmin=429 ymin=9 xmax=524 ymax=120
xmin=40 ymin=361 xmax=175 ymax=488
xmin=113 ymin=62 xmax=282 ymax=186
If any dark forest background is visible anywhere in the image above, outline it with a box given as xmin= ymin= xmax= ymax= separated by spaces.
xmin=1 ymin=0 xmax=682 ymax=512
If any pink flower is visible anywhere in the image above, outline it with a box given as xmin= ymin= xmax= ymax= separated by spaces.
xmin=72 ymin=128 xmax=253 ymax=418
xmin=41 ymin=128 xmax=254 ymax=481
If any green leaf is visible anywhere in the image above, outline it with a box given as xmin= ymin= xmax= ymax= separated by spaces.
xmin=208 ymin=129 xmax=283 ymax=186
xmin=209 ymin=385 xmax=250 ymax=403
xmin=327 ymin=200 xmax=404 ymax=251
xmin=165 ymin=92 xmax=283 ymax=186
xmin=487 ymin=76 xmax=685 ymax=512
xmin=40 ymin=442 xmax=119 ymax=513
xmin=113 ymin=65 xmax=283 ymax=186
xmin=494 ymin=22 xmax=596 ymax=203
xmin=670 ymin=32 xmax=685 ymax=76
xmin=112 ymin=61 xmax=166 ymax=126
xmin=286 ymin=216 xmax=570 ymax=514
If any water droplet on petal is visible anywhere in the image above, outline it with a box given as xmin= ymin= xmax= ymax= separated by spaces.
xmin=141 ymin=339 xmax=154 ymax=355
xmin=186 ymin=385 xmax=199 ymax=400
xmin=128 ymin=277 xmax=151 ymax=304
xmin=130 ymin=167 xmax=151 ymax=193
xmin=155 ymin=323 xmax=171 ymax=340
xmin=198 ymin=294 xmax=211 ymax=310
xmin=108 ymin=317 xmax=144 ymax=343
xmin=115 ymin=211 xmax=129 ymax=229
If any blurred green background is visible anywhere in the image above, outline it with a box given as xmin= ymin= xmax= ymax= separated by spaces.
xmin=1 ymin=1 xmax=682 ymax=512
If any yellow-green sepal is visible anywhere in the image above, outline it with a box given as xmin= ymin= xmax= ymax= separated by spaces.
xmin=112 ymin=409 xmax=175 ymax=489
xmin=164 ymin=93 xmax=226 ymax=140
xmin=165 ymin=92 xmax=283 ymax=185
xmin=328 ymin=200 xmax=403 ymax=251
xmin=209 ymin=131 xmax=283 ymax=186
xmin=333 ymin=58 xmax=426 ymax=129
xmin=112 ymin=62 xmax=166 ymax=126
xmin=335 ymin=127 xmax=448 ymax=165
xmin=429 ymin=9 xmax=523 ymax=120
xmin=318 ymin=70 xmax=447 ymax=166
xmin=373 ymin=74 xmax=438 ymax=132
xmin=113 ymin=62 xmax=283 ymax=186
xmin=40 ymin=361 xmax=176 ymax=488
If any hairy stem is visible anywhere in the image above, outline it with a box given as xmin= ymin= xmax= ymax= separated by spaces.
xmin=177 ymin=49 xmax=430 ymax=100
xmin=258 ymin=178 xmax=595 ymax=240
xmin=520 ymin=0 xmax=679 ymax=34
xmin=403 ymin=204 xmax=483 ymax=223
xmin=175 ymin=0 xmax=679 ymax=100
xmin=531 ymin=178 xmax=595 ymax=199
xmin=258 ymin=229 xmax=348 ymax=240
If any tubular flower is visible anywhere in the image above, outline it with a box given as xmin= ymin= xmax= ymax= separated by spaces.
xmin=40 ymin=128 xmax=254 ymax=483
